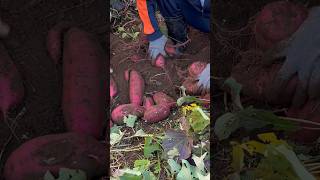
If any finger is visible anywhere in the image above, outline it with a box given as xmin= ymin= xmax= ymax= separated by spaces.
xmin=308 ymin=58 xmax=320 ymax=99
xmin=292 ymin=80 xmax=308 ymax=108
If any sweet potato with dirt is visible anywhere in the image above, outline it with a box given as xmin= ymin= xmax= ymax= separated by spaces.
xmin=111 ymin=104 xmax=145 ymax=124
xmin=0 ymin=42 xmax=24 ymax=120
xmin=143 ymin=104 xmax=170 ymax=123
xmin=153 ymin=54 xmax=166 ymax=69
xmin=143 ymin=96 xmax=154 ymax=110
xmin=153 ymin=92 xmax=176 ymax=108
xmin=182 ymin=78 xmax=200 ymax=95
xmin=62 ymin=28 xmax=107 ymax=139
xmin=4 ymin=132 xmax=106 ymax=180
xmin=188 ymin=61 xmax=207 ymax=78
xmin=110 ymin=76 xmax=117 ymax=100
xmin=129 ymin=70 xmax=144 ymax=105
xmin=254 ymin=1 xmax=307 ymax=49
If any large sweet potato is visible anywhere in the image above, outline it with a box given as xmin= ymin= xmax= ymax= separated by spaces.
xmin=254 ymin=1 xmax=307 ymax=50
xmin=153 ymin=92 xmax=176 ymax=108
xmin=62 ymin=28 xmax=107 ymax=139
xmin=111 ymin=104 xmax=145 ymax=124
xmin=143 ymin=104 xmax=170 ymax=123
xmin=0 ymin=42 xmax=24 ymax=119
xmin=129 ymin=70 xmax=144 ymax=105
xmin=4 ymin=132 xmax=106 ymax=180
xmin=188 ymin=61 xmax=207 ymax=78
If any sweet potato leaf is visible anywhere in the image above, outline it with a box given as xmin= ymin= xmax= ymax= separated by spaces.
xmin=167 ymin=159 xmax=182 ymax=175
xmin=144 ymin=137 xmax=161 ymax=158
xmin=124 ymin=115 xmax=137 ymax=128
xmin=187 ymin=107 xmax=210 ymax=133
xmin=177 ymin=96 xmax=202 ymax=106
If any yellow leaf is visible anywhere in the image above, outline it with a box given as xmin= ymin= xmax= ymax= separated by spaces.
xmin=257 ymin=132 xmax=288 ymax=146
xmin=231 ymin=145 xmax=244 ymax=172
xmin=240 ymin=141 xmax=266 ymax=155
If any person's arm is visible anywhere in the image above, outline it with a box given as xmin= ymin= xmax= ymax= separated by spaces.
xmin=136 ymin=0 xmax=162 ymax=41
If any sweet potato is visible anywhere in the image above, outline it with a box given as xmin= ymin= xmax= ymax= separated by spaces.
xmin=129 ymin=70 xmax=144 ymax=105
xmin=153 ymin=92 xmax=176 ymax=108
xmin=110 ymin=76 xmax=117 ymax=100
xmin=200 ymin=93 xmax=210 ymax=108
xmin=143 ymin=104 xmax=170 ymax=123
xmin=62 ymin=28 xmax=107 ymax=139
xmin=4 ymin=132 xmax=106 ymax=180
xmin=165 ymin=44 xmax=176 ymax=57
xmin=188 ymin=61 xmax=207 ymax=78
xmin=0 ymin=42 xmax=24 ymax=119
xmin=143 ymin=96 xmax=154 ymax=110
xmin=130 ymin=54 xmax=143 ymax=63
xmin=47 ymin=22 xmax=73 ymax=65
xmin=124 ymin=69 xmax=129 ymax=81
xmin=254 ymin=1 xmax=307 ymax=49
xmin=182 ymin=78 xmax=200 ymax=95
xmin=153 ymin=54 xmax=166 ymax=69
xmin=111 ymin=104 xmax=145 ymax=124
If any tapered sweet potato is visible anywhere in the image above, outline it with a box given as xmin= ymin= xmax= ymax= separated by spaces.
xmin=188 ymin=61 xmax=207 ymax=78
xmin=143 ymin=104 xmax=170 ymax=123
xmin=0 ymin=42 xmax=24 ymax=119
xmin=62 ymin=28 xmax=107 ymax=139
xmin=110 ymin=76 xmax=117 ymax=100
xmin=129 ymin=70 xmax=144 ymax=105
xmin=111 ymin=104 xmax=145 ymax=124
xmin=153 ymin=92 xmax=176 ymax=108
xmin=143 ymin=96 xmax=154 ymax=110
xmin=3 ymin=132 xmax=106 ymax=180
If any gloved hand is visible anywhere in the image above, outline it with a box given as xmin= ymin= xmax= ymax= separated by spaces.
xmin=264 ymin=6 xmax=320 ymax=107
xmin=148 ymin=35 xmax=167 ymax=60
xmin=197 ymin=63 xmax=210 ymax=94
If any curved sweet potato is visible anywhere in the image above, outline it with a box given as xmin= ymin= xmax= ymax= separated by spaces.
xmin=4 ymin=132 xmax=106 ymax=180
xmin=153 ymin=92 xmax=176 ymax=108
xmin=143 ymin=104 xmax=170 ymax=123
xmin=62 ymin=28 xmax=107 ymax=139
xmin=143 ymin=96 xmax=154 ymax=110
xmin=0 ymin=42 xmax=24 ymax=119
xmin=111 ymin=104 xmax=145 ymax=124
xmin=129 ymin=70 xmax=144 ymax=105
xmin=188 ymin=61 xmax=207 ymax=78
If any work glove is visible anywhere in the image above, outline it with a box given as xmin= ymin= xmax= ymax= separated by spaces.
xmin=148 ymin=35 xmax=167 ymax=60
xmin=197 ymin=63 xmax=210 ymax=94
xmin=263 ymin=6 xmax=320 ymax=107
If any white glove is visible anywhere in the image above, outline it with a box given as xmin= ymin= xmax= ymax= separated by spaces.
xmin=197 ymin=63 xmax=210 ymax=93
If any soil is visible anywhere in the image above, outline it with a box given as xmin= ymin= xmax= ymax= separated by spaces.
xmin=0 ymin=0 xmax=107 ymax=179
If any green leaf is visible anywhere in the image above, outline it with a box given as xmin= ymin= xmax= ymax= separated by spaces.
xmin=176 ymin=160 xmax=197 ymax=180
xmin=231 ymin=145 xmax=244 ymax=172
xmin=162 ymin=129 xmax=193 ymax=160
xmin=110 ymin=129 xmax=124 ymax=146
xmin=124 ymin=115 xmax=137 ymax=128
xmin=167 ymin=159 xmax=182 ymax=175
xmin=187 ymin=107 xmax=210 ymax=132
xmin=214 ymin=112 xmax=239 ymax=140
xmin=122 ymin=33 xmax=127 ymax=39
xmin=134 ymin=159 xmax=150 ymax=172
xmin=133 ymin=129 xmax=148 ymax=137
xmin=118 ymin=26 xmax=125 ymax=32
xmin=167 ymin=147 xmax=180 ymax=159
xmin=154 ymin=160 xmax=161 ymax=174
xmin=223 ymin=77 xmax=243 ymax=110
xmin=144 ymin=137 xmax=161 ymax=158
xmin=119 ymin=174 xmax=142 ymax=180
xmin=142 ymin=171 xmax=156 ymax=180
xmin=177 ymin=96 xmax=202 ymax=106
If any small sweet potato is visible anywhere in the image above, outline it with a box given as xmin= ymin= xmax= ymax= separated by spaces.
xmin=182 ymin=78 xmax=199 ymax=95
xmin=143 ymin=96 xmax=154 ymax=110
xmin=129 ymin=70 xmax=144 ymax=105
xmin=153 ymin=54 xmax=166 ymax=69
xmin=153 ymin=92 xmax=176 ymax=108
xmin=143 ymin=104 xmax=170 ymax=123
xmin=4 ymin=132 xmax=106 ymax=180
xmin=110 ymin=76 xmax=117 ymax=100
xmin=111 ymin=104 xmax=145 ymax=124
xmin=188 ymin=61 xmax=207 ymax=78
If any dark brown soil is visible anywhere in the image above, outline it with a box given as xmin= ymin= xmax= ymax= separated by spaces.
xmin=0 ymin=0 xmax=106 ymax=178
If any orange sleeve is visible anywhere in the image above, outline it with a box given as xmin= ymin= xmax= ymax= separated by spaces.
xmin=137 ymin=0 xmax=155 ymax=35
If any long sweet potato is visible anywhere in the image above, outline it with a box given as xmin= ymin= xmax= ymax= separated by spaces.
xmin=110 ymin=76 xmax=117 ymax=100
xmin=4 ymin=132 xmax=106 ymax=180
xmin=0 ymin=42 xmax=24 ymax=120
xmin=153 ymin=92 xmax=176 ymax=108
xmin=62 ymin=27 xmax=107 ymax=139
xmin=143 ymin=104 xmax=170 ymax=123
xmin=111 ymin=104 xmax=145 ymax=124
xmin=129 ymin=70 xmax=144 ymax=105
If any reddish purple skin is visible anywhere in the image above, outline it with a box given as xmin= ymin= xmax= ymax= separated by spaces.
xmin=129 ymin=70 xmax=144 ymax=105
xmin=143 ymin=104 xmax=170 ymax=123
xmin=154 ymin=55 xmax=166 ymax=69
xmin=143 ymin=96 xmax=154 ymax=110
xmin=153 ymin=92 xmax=176 ymax=108
xmin=111 ymin=104 xmax=145 ymax=124
xmin=188 ymin=61 xmax=207 ymax=78
xmin=110 ymin=76 xmax=117 ymax=100
xmin=0 ymin=42 xmax=24 ymax=118
xmin=4 ymin=132 xmax=106 ymax=180
xmin=62 ymin=28 xmax=107 ymax=139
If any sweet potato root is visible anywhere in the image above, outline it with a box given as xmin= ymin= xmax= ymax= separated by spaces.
xmin=4 ymin=132 xmax=106 ymax=180
xmin=129 ymin=70 xmax=144 ymax=105
xmin=62 ymin=27 xmax=107 ymax=139
xmin=111 ymin=104 xmax=145 ymax=124
xmin=153 ymin=92 xmax=176 ymax=108
xmin=143 ymin=104 xmax=170 ymax=123
xmin=143 ymin=96 xmax=154 ymax=110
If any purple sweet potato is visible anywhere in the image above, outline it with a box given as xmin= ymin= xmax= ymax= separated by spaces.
xmin=143 ymin=104 xmax=170 ymax=123
xmin=4 ymin=132 xmax=106 ymax=180
xmin=111 ymin=104 xmax=145 ymax=124
xmin=153 ymin=92 xmax=176 ymax=108
xmin=129 ymin=70 xmax=144 ymax=105
xmin=0 ymin=42 xmax=24 ymax=119
xmin=143 ymin=96 xmax=154 ymax=110
xmin=62 ymin=28 xmax=107 ymax=139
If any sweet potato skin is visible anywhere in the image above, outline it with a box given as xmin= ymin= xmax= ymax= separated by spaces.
xmin=129 ymin=70 xmax=144 ymax=105
xmin=143 ymin=104 xmax=170 ymax=123
xmin=188 ymin=61 xmax=207 ymax=78
xmin=111 ymin=104 xmax=145 ymax=124
xmin=3 ymin=132 xmax=106 ymax=180
xmin=143 ymin=96 xmax=154 ymax=110
xmin=182 ymin=78 xmax=199 ymax=95
xmin=62 ymin=28 xmax=107 ymax=139
xmin=110 ymin=76 xmax=117 ymax=100
xmin=153 ymin=92 xmax=176 ymax=108
xmin=0 ymin=42 xmax=24 ymax=117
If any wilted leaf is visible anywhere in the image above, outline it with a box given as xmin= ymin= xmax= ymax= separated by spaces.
xmin=167 ymin=159 xmax=181 ymax=175
xmin=144 ymin=137 xmax=161 ymax=158
xmin=214 ymin=112 xmax=239 ymax=140
xmin=240 ymin=141 xmax=266 ymax=155
xmin=133 ymin=129 xmax=148 ymax=137
xmin=231 ymin=145 xmax=244 ymax=172
xmin=134 ymin=159 xmax=150 ymax=172
xmin=187 ymin=107 xmax=210 ymax=133
xmin=223 ymin=77 xmax=243 ymax=110
xmin=142 ymin=171 xmax=156 ymax=180
xmin=192 ymin=152 xmax=208 ymax=173
xmin=162 ymin=129 xmax=193 ymax=160
xmin=178 ymin=116 xmax=190 ymax=131
xmin=124 ymin=115 xmax=137 ymax=128
xmin=167 ymin=147 xmax=180 ymax=159
xmin=110 ymin=129 xmax=124 ymax=146
xmin=257 ymin=132 xmax=288 ymax=146
xmin=177 ymin=96 xmax=202 ymax=106
xmin=176 ymin=160 xmax=197 ymax=180
xmin=44 ymin=168 xmax=87 ymax=180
